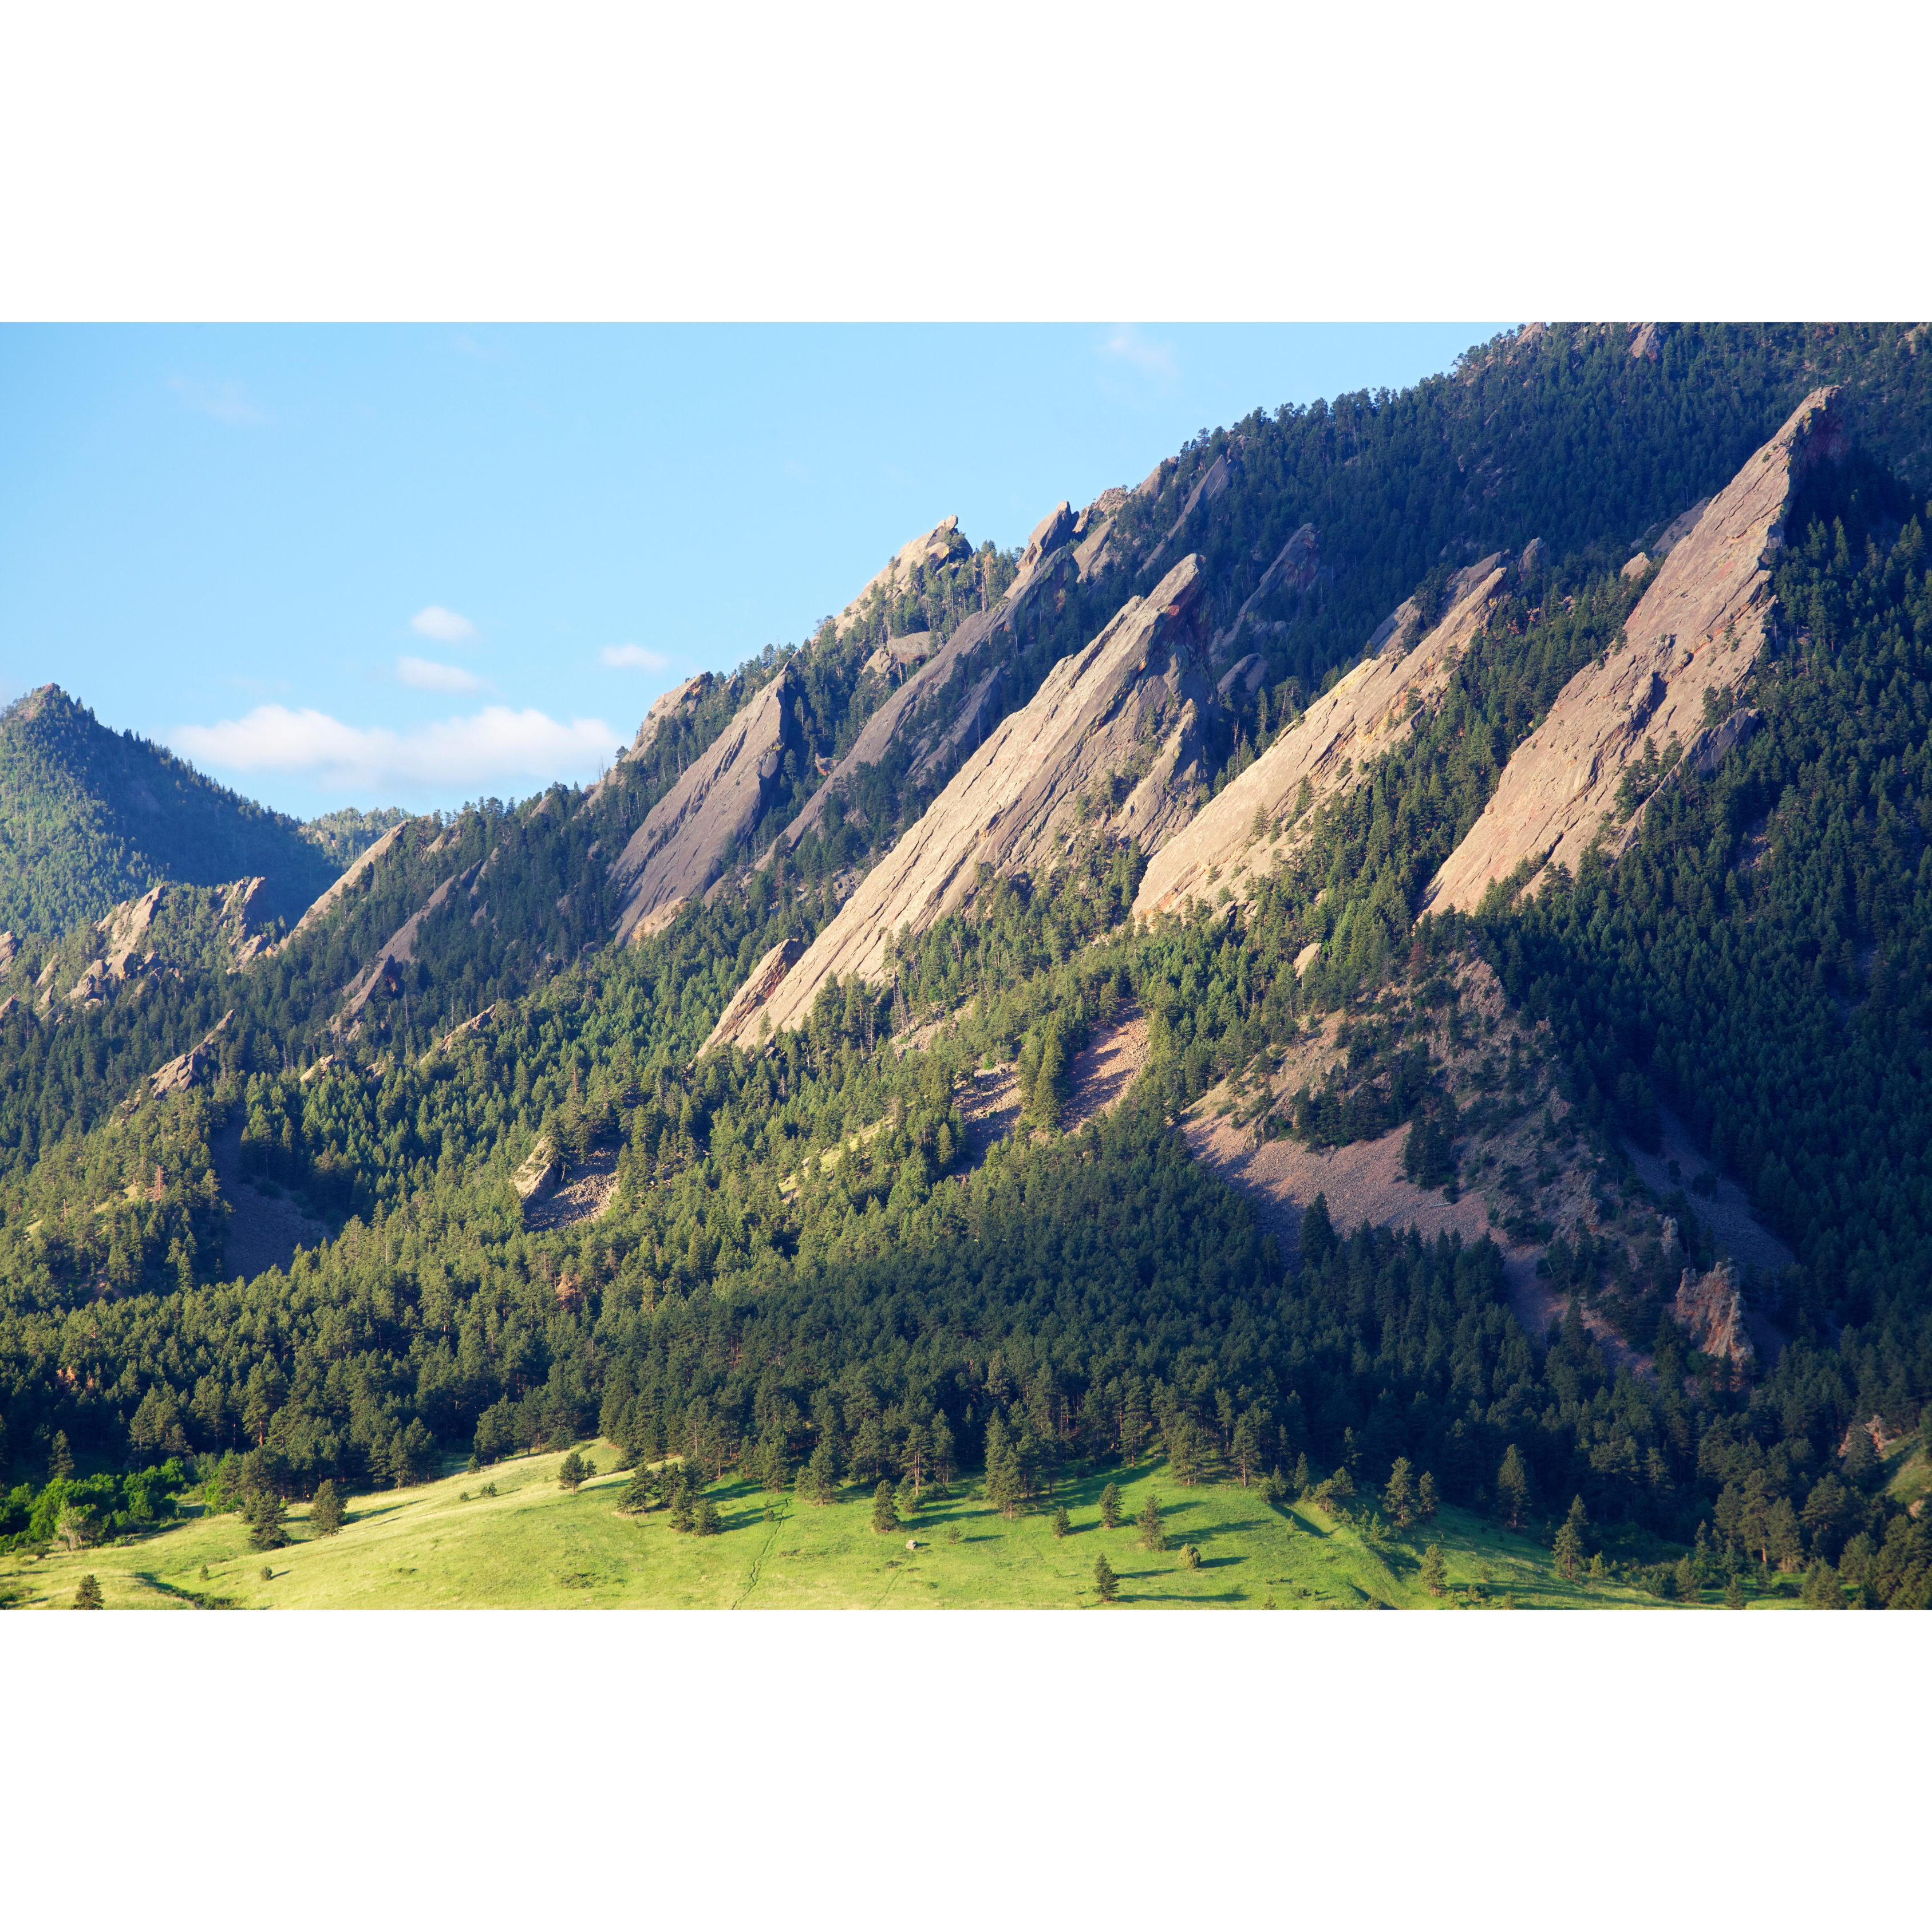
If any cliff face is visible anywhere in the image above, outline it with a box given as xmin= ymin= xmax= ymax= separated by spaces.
xmin=1675 ymin=1258 xmax=1757 ymax=1372
xmin=710 ymin=557 xmax=1212 ymax=1052
xmin=833 ymin=517 xmax=972 ymax=638
xmin=1133 ymin=555 xmax=1515 ymax=921
xmin=609 ymin=668 xmax=795 ymax=943
xmin=583 ymin=673 xmax=714 ymax=808
xmin=1424 ymin=387 xmax=1845 ymax=913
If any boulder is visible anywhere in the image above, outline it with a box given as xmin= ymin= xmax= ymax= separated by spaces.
xmin=1135 ymin=556 xmax=1511 ymax=921
xmin=713 ymin=557 xmax=1212 ymax=1052
xmin=1621 ymin=551 xmax=1652 ymax=580
xmin=513 ymin=1134 xmax=561 ymax=1203
xmin=1674 ymin=1258 xmax=1756 ymax=1370
xmin=1424 ymin=387 xmax=1845 ymax=914
xmin=608 ymin=667 xmax=796 ymax=943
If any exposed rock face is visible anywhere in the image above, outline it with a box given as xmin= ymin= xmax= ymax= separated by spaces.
xmin=835 ymin=517 xmax=971 ymax=637
xmin=338 ymin=870 xmax=467 ymax=1025
xmin=1072 ymin=487 xmax=1128 ymax=581
xmin=608 ymin=668 xmax=795 ymax=943
xmin=1145 ymin=452 xmax=1231 ymax=574
xmin=1211 ymin=523 xmax=1321 ymax=659
xmin=1675 ymin=1257 xmax=1756 ymax=1371
xmin=0 ymin=932 xmax=13 ymax=976
xmin=583 ymin=674 xmax=714 ymax=807
xmin=713 ymin=557 xmax=1212 ymax=1050
xmin=700 ymin=937 xmax=807 ymax=1054
xmin=513 ymin=1134 xmax=560 ymax=1203
xmin=1134 ymin=555 xmax=1514 ymax=920
xmin=151 ymin=1010 xmax=233 ymax=1096
xmin=1425 ymin=388 xmax=1845 ymax=912
xmin=864 ymin=631 xmax=935 ymax=678
xmin=284 ymin=819 xmax=415 ymax=949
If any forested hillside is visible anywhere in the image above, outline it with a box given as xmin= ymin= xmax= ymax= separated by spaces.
xmin=3 ymin=323 xmax=1930 ymax=1611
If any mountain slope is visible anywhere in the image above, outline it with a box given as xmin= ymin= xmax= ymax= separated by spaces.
xmin=0 ymin=686 xmax=341 ymax=934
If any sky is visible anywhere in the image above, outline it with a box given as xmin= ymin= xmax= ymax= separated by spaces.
xmin=0 ymin=325 xmax=1506 ymax=819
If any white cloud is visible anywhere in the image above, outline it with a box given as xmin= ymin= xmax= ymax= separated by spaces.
xmin=172 ymin=704 xmax=621 ymax=795
xmin=167 ymin=376 xmax=271 ymax=426
xmin=1096 ymin=324 xmax=1178 ymax=380
xmin=600 ymin=643 xmax=670 ymax=671
xmin=397 ymin=655 xmax=483 ymax=693
xmin=410 ymin=605 xmax=479 ymax=644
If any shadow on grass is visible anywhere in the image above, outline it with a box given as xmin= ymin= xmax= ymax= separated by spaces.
xmin=132 ymin=1570 xmax=240 ymax=1610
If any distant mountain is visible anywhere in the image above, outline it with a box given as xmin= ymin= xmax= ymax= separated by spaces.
xmin=0 ymin=685 xmax=341 ymax=934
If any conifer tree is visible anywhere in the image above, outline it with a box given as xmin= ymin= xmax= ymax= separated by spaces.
xmin=247 ymin=1487 xmax=289 ymax=1551
xmin=1673 ymin=1554 xmax=1697 ymax=1603
xmin=49 ymin=1430 xmax=74 ymax=1480
xmin=694 ymin=1495 xmax=721 ymax=1536
xmin=1292 ymin=1453 xmax=1311 ymax=1496
xmin=1552 ymin=1495 xmax=1589 ymax=1582
xmin=1137 ymin=1491 xmax=1166 ymax=1553
xmin=73 ymin=1573 xmax=103 ymax=1610
xmin=1495 ymin=1445 xmax=1531 ymax=1529
xmin=1420 ymin=1544 xmax=1447 ymax=1598
xmin=558 ymin=1451 xmax=586 ymax=1493
xmin=1724 ymin=1573 xmax=1746 ymax=1610
xmin=1099 ymin=1481 xmax=1121 ymax=1529
xmin=1052 ymin=1504 xmax=1070 ymax=1539
xmin=871 ymin=1480 xmax=899 ymax=1534
xmin=1092 ymin=1554 xmax=1118 ymax=1603
xmin=1385 ymin=1457 xmax=1416 ymax=1529
xmin=310 ymin=1479 xmax=345 ymax=1536
xmin=1417 ymin=1471 xmax=1440 ymax=1520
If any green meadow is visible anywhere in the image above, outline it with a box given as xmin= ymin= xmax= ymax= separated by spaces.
xmin=0 ymin=1446 xmax=1709 ymax=1610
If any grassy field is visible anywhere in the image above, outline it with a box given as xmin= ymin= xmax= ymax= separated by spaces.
xmin=0 ymin=1447 xmax=1717 ymax=1610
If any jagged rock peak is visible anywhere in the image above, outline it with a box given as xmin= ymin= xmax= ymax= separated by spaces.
xmin=834 ymin=517 xmax=971 ymax=637
xmin=609 ymin=667 xmax=795 ymax=944
xmin=1424 ymin=386 xmax=1845 ymax=914
xmin=1135 ymin=554 xmax=1515 ymax=922
xmin=713 ymin=557 xmax=1212 ymax=1053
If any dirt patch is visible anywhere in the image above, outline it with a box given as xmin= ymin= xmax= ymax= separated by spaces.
xmin=1062 ymin=1006 xmax=1148 ymax=1131
xmin=524 ymin=1147 xmax=621 ymax=1232
xmin=211 ymin=1116 xmax=331 ymax=1282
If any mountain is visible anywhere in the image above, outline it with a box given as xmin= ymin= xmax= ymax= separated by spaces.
xmin=3 ymin=323 xmax=1931 ymax=1611
xmin=0 ymin=685 xmax=343 ymax=935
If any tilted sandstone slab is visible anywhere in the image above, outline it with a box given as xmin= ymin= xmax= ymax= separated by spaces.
xmin=283 ymin=819 xmax=416 ymax=949
xmin=583 ymin=673 xmax=714 ymax=808
xmin=151 ymin=1010 xmax=234 ymax=1097
xmin=713 ymin=557 xmax=1212 ymax=1051
xmin=609 ymin=667 xmax=795 ymax=943
xmin=1424 ymin=386 xmax=1844 ymax=912
xmin=1133 ymin=556 xmax=1514 ymax=921
xmin=698 ymin=936 xmax=807 ymax=1055
xmin=834 ymin=517 xmax=971 ymax=637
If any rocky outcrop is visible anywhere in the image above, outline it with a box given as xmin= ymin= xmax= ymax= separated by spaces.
xmin=1145 ymin=452 xmax=1231 ymax=574
xmin=283 ymin=819 xmax=416 ymax=949
xmin=699 ymin=937 xmax=807 ymax=1054
xmin=609 ymin=668 xmax=795 ymax=942
xmin=863 ymin=632 xmax=935 ymax=678
xmin=1607 ymin=706 xmax=1762 ymax=859
xmin=583 ymin=674 xmax=714 ymax=807
xmin=338 ymin=871 xmax=466 ymax=1025
xmin=421 ymin=1003 xmax=499 ymax=1062
xmin=1425 ymin=388 xmax=1845 ymax=912
xmin=151 ymin=1010 xmax=234 ymax=1096
xmin=513 ymin=1134 xmax=560 ymax=1203
xmin=713 ymin=557 xmax=1213 ymax=1051
xmin=835 ymin=518 xmax=972 ymax=637
xmin=1211 ymin=524 xmax=1321 ymax=659
xmin=0 ymin=932 xmax=13 ymax=976
xmin=1675 ymin=1257 xmax=1756 ymax=1371
xmin=1134 ymin=555 xmax=1515 ymax=921
xmin=1073 ymin=488 xmax=1129 ymax=581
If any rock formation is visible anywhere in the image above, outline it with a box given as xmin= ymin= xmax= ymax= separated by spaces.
xmin=1674 ymin=1257 xmax=1756 ymax=1371
xmin=699 ymin=937 xmax=806 ymax=1054
xmin=283 ymin=819 xmax=416 ymax=949
xmin=583 ymin=673 xmax=714 ymax=807
xmin=834 ymin=517 xmax=972 ymax=637
xmin=151 ymin=1010 xmax=234 ymax=1096
xmin=1133 ymin=555 xmax=1515 ymax=922
xmin=607 ymin=667 xmax=795 ymax=943
xmin=1210 ymin=524 xmax=1321 ymax=659
xmin=1424 ymin=387 xmax=1844 ymax=912
xmin=338 ymin=870 xmax=470 ymax=1025
xmin=712 ymin=557 xmax=1213 ymax=1051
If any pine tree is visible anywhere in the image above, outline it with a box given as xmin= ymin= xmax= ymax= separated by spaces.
xmin=1099 ymin=1481 xmax=1121 ymax=1528
xmin=1092 ymin=1554 xmax=1119 ymax=1603
xmin=1292 ymin=1453 xmax=1311 ymax=1496
xmin=1052 ymin=1504 xmax=1070 ymax=1539
xmin=73 ymin=1572 xmax=103 ymax=1610
xmin=1137 ymin=1491 xmax=1166 ymax=1553
xmin=693 ymin=1495 xmax=721 ymax=1536
xmin=1180 ymin=1543 xmax=1201 ymax=1570
xmin=558 ymin=1451 xmax=586 ymax=1492
xmin=49 ymin=1429 xmax=74 ymax=1480
xmin=805 ymin=1440 xmax=838 ymax=1506
xmin=310 ymin=1479 xmax=345 ymax=1536
xmin=871 ymin=1480 xmax=899 ymax=1534
xmin=1724 ymin=1572 xmax=1746 ymax=1610
xmin=1417 ymin=1471 xmax=1440 ymax=1520
xmin=1420 ymin=1544 xmax=1447 ymax=1598
xmin=247 ymin=1487 xmax=289 ymax=1551
xmin=1552 ymin=1495 xmax=1589 ymax=1582
xmin=1495 ymin=1445 xmax=1532 ymax=1529
xmin=1385 ymin=1457 xmax=1416 ymax=1528
xmin=1674 ymin=1554 xmax=1697 ymax=1603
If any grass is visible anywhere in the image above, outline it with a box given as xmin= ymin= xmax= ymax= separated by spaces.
xmin=0 ymin=1448 xmax=1701 ymax=1610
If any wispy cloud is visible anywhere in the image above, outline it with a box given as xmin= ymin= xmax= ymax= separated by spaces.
xmin=397 ymin=656 xmax=484 ymax=694
xmin=167 ymin=376 xmax=271 ymax=426
xmin=172 ymin=704 xmax=621 ymax=795
xmin=600 ymin=643 xmax=670 ymax=671
xmin=410 ymin=605 xmax=479 ymax=645
xmin=1096 ymin=324 xmax=1178 ymax=380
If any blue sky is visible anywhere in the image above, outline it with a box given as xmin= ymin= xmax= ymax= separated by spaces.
xmin=0 ymin=325 xmax=1504 ymax=819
